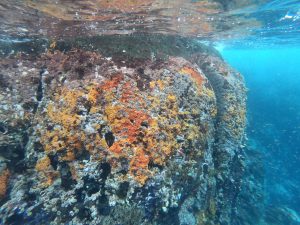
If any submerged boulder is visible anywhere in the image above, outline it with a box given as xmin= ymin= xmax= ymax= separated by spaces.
xmin=0 ymin=35 xmax=246 ymax=225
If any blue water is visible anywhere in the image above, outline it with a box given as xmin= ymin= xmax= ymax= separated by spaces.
xmin=221 ymin=47 xmax=300 ymax=216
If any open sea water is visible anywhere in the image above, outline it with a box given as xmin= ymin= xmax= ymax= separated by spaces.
xmin=221 ymin=47 xmax=300 ymax=220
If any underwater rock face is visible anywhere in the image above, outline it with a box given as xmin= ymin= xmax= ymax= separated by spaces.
xmin=0 ymin=40 xmax=246 ymax=225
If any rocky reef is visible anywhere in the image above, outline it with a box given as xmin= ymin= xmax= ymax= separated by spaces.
xmin=0 ymin=35 xmax=246 ymax=225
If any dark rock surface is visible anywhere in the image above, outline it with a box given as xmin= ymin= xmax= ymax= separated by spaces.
xmin=0 ymin=35 xmax=246 ymax=225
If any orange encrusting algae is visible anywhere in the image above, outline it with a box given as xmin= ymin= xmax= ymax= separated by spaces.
xmin=130 ymin=148 xmax=151 ymax=185
xmin=37 ymin=65 xmax=209 ymax=185
xmin=0 ymin=169 xmax=10 ymax=199
xmin=179 ymin=66 xmax=204 ymax=89
xmin=99 ymin=75 xmax=177 ymax=184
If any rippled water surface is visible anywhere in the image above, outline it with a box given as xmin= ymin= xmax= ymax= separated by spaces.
xmin=0 ymin=0 xmax=299 ymax=43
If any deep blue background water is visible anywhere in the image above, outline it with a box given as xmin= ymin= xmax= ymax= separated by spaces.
xmin=221 ymin=47 xmax=300 ymax=215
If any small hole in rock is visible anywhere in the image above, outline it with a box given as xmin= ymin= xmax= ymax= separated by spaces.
xmin=137 ymin=68 xmax=144 ymax=75
xmin=141 ymin=121 xmax=149 ymax=128
xmin=48 ymin=154 xmax=59 ymax=170
xmin=148 ymin=160 xmax=164 ymax=171
xmin=83 ymin=176 xmax=100 ymax=196
xmin=97 ymin=195 xmax=111 ymax=216
xmin=60 ymin=162 xmax=77 ymax=190
xmin=0 ymin=74 xmax=9 ymax=88
xmin=97 ymin=124 xmax=105 ymax=138
xmin=100 ymin=162 xmax=111 ymax=181
xmin=117 ymin=182 xmax=129 ymax=198
xmin=77 ymin=110 xmax=85 ymax=115
xmin=75 ymin=67 xmax=85 ymax=79
xmin=78 ymin=205 xmax=92 ymax=221
xmin=105 ymin=132 xmax=115 ymax=147
xmin=0 ymin=123 xmax=8 ymax=134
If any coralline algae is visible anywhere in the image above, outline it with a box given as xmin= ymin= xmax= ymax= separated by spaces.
xmin=0 ymin=36 xmax=246 ymax=225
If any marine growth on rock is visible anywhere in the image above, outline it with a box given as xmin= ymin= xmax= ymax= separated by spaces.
xmin=0 ymin=36 xmax=246 ymax=225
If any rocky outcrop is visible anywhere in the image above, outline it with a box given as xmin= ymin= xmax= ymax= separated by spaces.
xmin=0 ymin=35 xmax=246 ymax=225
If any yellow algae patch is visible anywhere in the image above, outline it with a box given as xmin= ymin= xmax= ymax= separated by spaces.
xmin=39 ymin=86 xmax=86 ymax=159
xmin=167 ymin=94 xmax=177 ymax=102
xmin=35 ymin=155 xmax=51 ymax=171
xmin=35 ymin=156 xmax=58 ymax=187
xmin=47 ymin=88 xmax=83 ymax=129
xmin=149 ymin=79 xmax=166 ymax=90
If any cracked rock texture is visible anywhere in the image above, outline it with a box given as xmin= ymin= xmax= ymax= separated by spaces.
xmin=0 ymin=35 xmax=246 ymax=225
